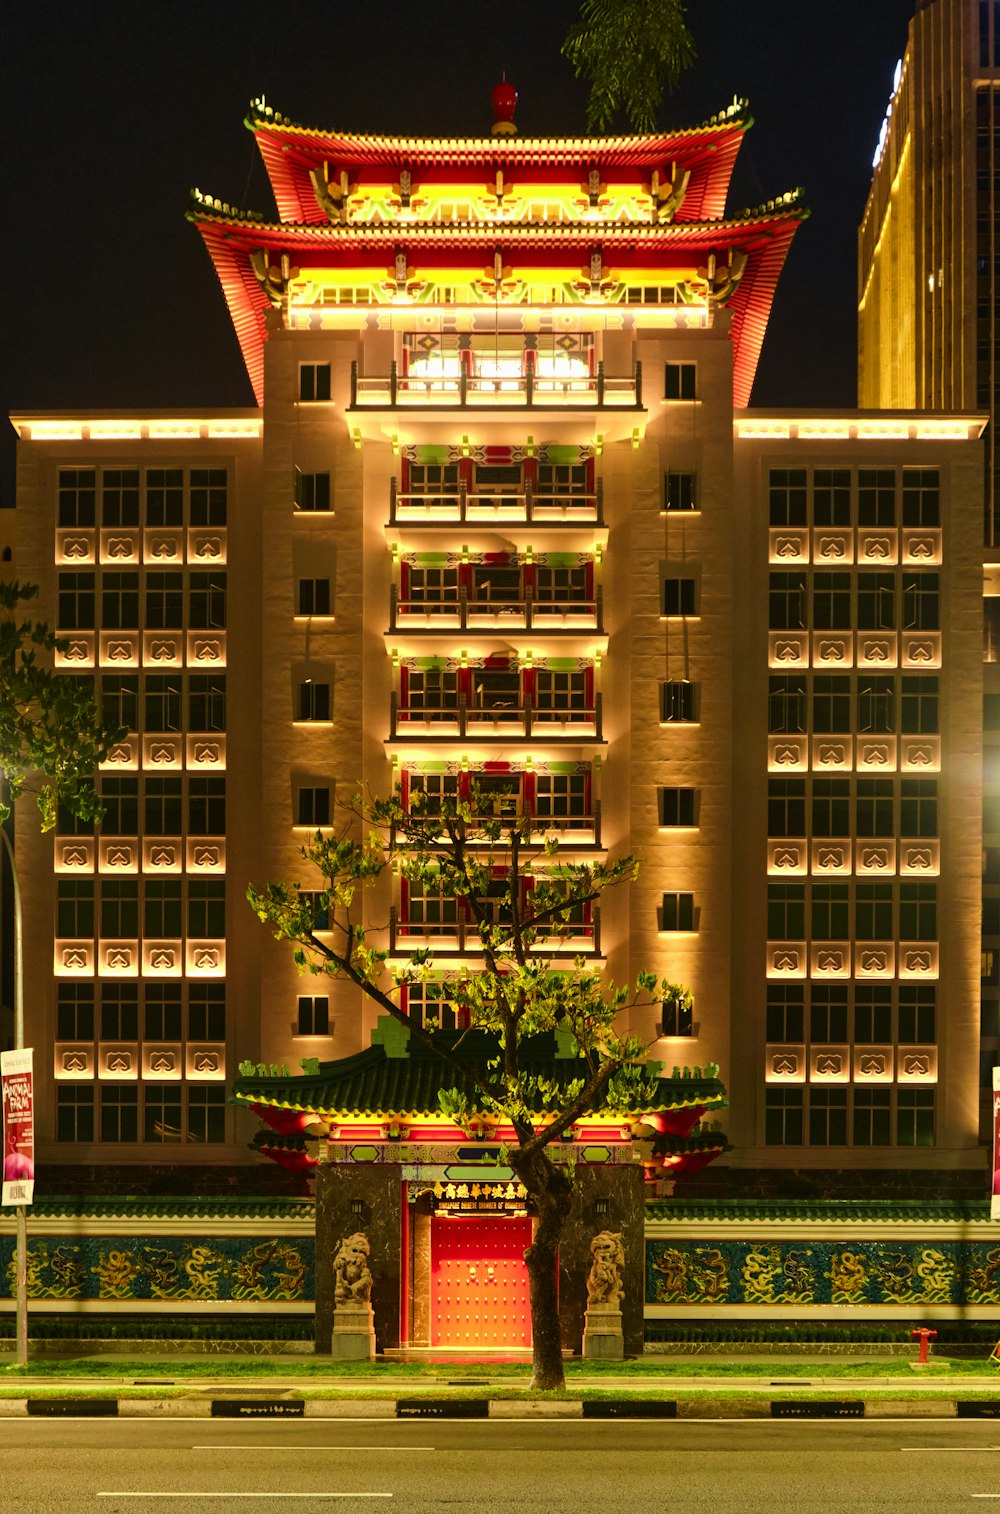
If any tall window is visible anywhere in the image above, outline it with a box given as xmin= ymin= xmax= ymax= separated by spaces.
xmin=101 ymin=881 xmax=139 ymax=939
xmin=144 ymin=572 xmax=183 ymax=629
xmin=102 ymin=674 xmax=139 ymax=731
xmin=858 ymin=469 xmax=895 ymax=526
xmin=99 ymin=777 xmax=139 ymax=835
xmin=57 ymin=983 xmax=95 ymax=1040
xmin=189 ymin=572 xmax=226 ymax=629
xmin=857 ymin=573 xmax=896 ymax=630
xmin=768 ymin=778 xmax=805 ymax=837
xmin=812 ymin=675 xmax=851 ymax=733
xmin=855 ymin=882 xmax=893 ymax=940
xmin=899 ymin=985 xmax=936 ymax=1043
xmin=853 ymin=1088 xmax=891 ymax=1146
xmin=58 ymin=571 xmax=95 ymax=629
xmin=769 ymin=572 xmax=806 ymax=629
xmin=812 ymin=573 xmax=851 ymax=629
xmin=101 ymin=1086 xmax=138 ymax=1143
xmin=144 ymin=982 xmax=182 ymax=1039
xmin=58 ymin=468 xmax=96 ymax=527
xmin=189 ymin=983 xmax=226 ymax=1041
xmin=901 ymin=676 xmax=938 ymax=733
xmin=856 ymin=779 xmax=894 ymax=837
xmin=190 ymin=469 xmax=227 ymax=525
xmin=768 ymin=469 xmax=807 ymax=526
xmin=102 ymin=469 xmax=140 ymax=527
xmin=900 ymin=779 xmax=937 ymax=836
xmin=857 ymin=676 xmax=895 ymax=733
xmin=813 ymin=469 xmax=851 ymax=526
xmin=102 ymin=571 xmax=140 ymax=630
xmin=902 ymin=573 xmax=939 ymax=630
xmin=767 ymin=883 xmax=805 ymax=938
xmin=188 ymin=675 xmax=226 ymax=731
xmin=768 ymin=675 xmax=806 ymax=734
xmin=188 ymin=880 xmax=226 ymax=938
xmin=854 ymin=984 xmax=892 ymax=1043
xmin=812 ymin=779 xmax=849 ymax=837
xmin=144 ymin=777 xmax=183 ymax=835
xmin=188 ymin=777 xmax=226 ymax=835
xmin=899 ymin=883 xmax=936 ymax=940
xmin=57 ymin=1087 xmax=95 ymax=1143
xmin=299 ymin=364 xmax=331 ymax=402
xmin=146 ymin=468 xmax=183 ymax=526
xmin=810 ymin=984 xmax=848 ymax=1040
xmin=57 ymin=880 xmax=95 ymax=938
xmin=144 ymin=675 xmax=182 ymax=732
xmin=766 ymin=985 xmax=804 ymax=1042
xmin=145 ymin=1086 xmax=183 ymax=1143
xmin=765 ymin=1088 xmax=803 ymax=1145
xmin=902 ymin=469 xmax=940 ymax=526
xmin=101 ymin=983 xmax=139 ymax=1040
xmin=144 ymin=881 xmax=182 ymax=939
xmin=811 ymin=885 xmax=849 ymax=942
xmin=896 ymin=1088 xmax=934 ymax=1147
xmin=809 ymin=1087 xmax=847 ymax=1146
xmin=188 ymin=1087 xmax=226 ymax=1144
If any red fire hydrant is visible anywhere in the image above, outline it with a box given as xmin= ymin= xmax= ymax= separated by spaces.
xmin=911 ymin=1326 xmax=937 ymax=1364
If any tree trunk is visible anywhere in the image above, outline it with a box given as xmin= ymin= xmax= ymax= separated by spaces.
xmin=509 ymin=1144 xmax=572 ymax=1391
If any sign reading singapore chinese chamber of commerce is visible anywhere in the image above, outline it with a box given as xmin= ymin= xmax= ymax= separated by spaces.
xmin=1 ymin=1049 xmax=34 ymax=1207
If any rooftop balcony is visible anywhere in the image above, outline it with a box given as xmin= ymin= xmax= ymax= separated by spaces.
xmin=390 ymin=801 xmax=602 ymax=851
xmin=389 ymin=584 xmax=603 ymax=634
xmin=351 ymin=361 xmax=642 ymax=410
xmin=389 ymin=477 xmax=604 ymax=527
xmin=389 ymin=692 xmax=603 ymax=743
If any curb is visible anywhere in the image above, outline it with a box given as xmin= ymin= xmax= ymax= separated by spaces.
xmin=4 ymin=1395 xmax=999 ymax=1419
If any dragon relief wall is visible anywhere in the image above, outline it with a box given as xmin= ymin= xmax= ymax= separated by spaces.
xmin=645 ymin=1239 xmax=1000 ymax=1308
xmin=0 ymin=1237 xmax=313 ymax=1302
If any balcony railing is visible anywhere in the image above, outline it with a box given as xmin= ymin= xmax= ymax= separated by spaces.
xmin=352 ymin=361 xmax=642 ymax=409
xmin=389 ymin=905 xmax=601 ymax=958
xmin=390 ymin=801 xmax=602 ymax=850
xmin=389 ymin=477 xmax=604 ymax=527
xmin=389 ymin=692 xmax=603 ymax=742
xmin=390 ymin=585 xmax=603 ymax=633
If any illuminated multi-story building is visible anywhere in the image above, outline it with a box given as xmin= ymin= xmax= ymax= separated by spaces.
xmin=5 ymin=87 xmax=989 ymax=1261
xmin=858 ymin=0 xmax=1000 ymax=1139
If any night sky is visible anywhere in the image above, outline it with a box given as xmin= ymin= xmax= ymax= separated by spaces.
xmin=6 ymin=0 xmax=918 ymax=493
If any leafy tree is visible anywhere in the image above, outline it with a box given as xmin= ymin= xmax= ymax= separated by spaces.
xmin=249 ymin=787 xmax=687 ymax=1391
xmin=0 ymin=578 xmax=123 ymax=1366
xmin=0 ymin=580 xmax=121 ymax=832
xmin=562 ymin=0 xmax=696 ymax=134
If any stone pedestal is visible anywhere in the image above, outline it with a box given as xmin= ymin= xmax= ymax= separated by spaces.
xmin=582 ymin=1304 xmax=624 ymax=1360
xmin=331 ymin=1302 xmax=376 ymax=1360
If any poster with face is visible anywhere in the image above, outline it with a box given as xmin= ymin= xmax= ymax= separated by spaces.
xmin=1 ymin=1048 xmax=34 ymax=1207
xmin=993 ymin=1067 xmax=1000 ymax=1221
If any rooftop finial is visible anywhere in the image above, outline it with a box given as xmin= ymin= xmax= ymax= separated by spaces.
xmin=491 ymin=77 xmax=518 ymax=136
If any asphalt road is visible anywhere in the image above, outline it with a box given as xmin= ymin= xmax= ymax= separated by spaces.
xmin=1 ymin=1418 xmax=998 ymax=1513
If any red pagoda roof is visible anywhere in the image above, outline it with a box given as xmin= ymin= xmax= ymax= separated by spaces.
xmin=188 ymin=193 xmax=805 ymax=408
xmin=246 ymin=97 xmax=752 ymax=226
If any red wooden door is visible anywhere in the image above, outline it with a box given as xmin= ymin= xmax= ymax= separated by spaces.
xmin=430 ymin=1216 xmax=532 ymax=1348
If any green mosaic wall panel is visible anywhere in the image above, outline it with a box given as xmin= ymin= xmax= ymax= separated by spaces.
xmin=645 ymin=1239 xmax=1000 ymax=1307
xmin=0 ymin=1236 xmax=315 ymax=1302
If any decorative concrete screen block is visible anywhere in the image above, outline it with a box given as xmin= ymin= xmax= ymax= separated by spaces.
xmin=54 ymin=838 xmax=95 ymax=873
xmin=143 ymin=1045 xmax=182 ymax=1081
xmin=143 ymin=735 xmax=181 ymax=770
xmin=99 ymin=838 xmax=138 ymax=873
xmin=186 ymin=1045 xmax=227 ymax=1080
xmin=767 ymin=841 xmax=807 ymax=875
xmin=143 ymin=839 xmax=182 ymax=873
xmin=143 ymin=632 xmax=183 ymax=667
xmin=898 ymin=944 xmax=939 ymax=979
xmin=857 ymin=529 xmax=898 ymax=564
xmin=101 ymin=633 xmax=138 ymax=667
xmin=812 ymin=528 xmax=853 ymax=564
xmin=812 ymin=738 xmax=852 ymax=771
xmin=854 ymin=943 xmax=895 ymax=978
xmin=100 ymin=529 xmax=139 ymax=564
xmin=144 ymin=528 xmax=184 ymax=563
xmin=186 ymin=838 xmax=226 ymax=873
xmin=767 ymin=943 xmax=806 ymax=978
xmin=899 ymin=840 xmax=939 ymax=875
xmin=856 ymin=841 xmax=895 ymax=875
xmin=768 ymin=737 xmax=807 ymax=771
xmin=100 ymin=737 xmax=138 ymax=770
xmin=187 ymin=735 xmax=226 ymax=770
xmin=99 ymin=941 xmax=139 ymax=977
xmin=854 ymin=1046 xmax=894 ymax=1082
xmin=810 ymin=943 xmax=851 ymax=978
xmin=901 ymin=632 xmax=942 ymax=668
xmin=186 ymin=941 xmax=226 ymax=977
xmin=142 ymin=941 xmax=182 ymax=976
xmin=188 ymin=631 xmax=226 ymax=666
xmin=900 ymin=736 xmax=941 ymax=771
xmin=897 ymin=1046 xmax=938 ymax=1083
xmin=55 ymin=632 xmax=96 ymax=668
xmin=813 ymin=633 xmax=852 ymax=667
xmin=765 ymin=1045 xmax=807 ymax=1082
xmin=857 ymin=635 xmax=897 ymax=668
xmin=768 ymin=528 xmax=809 ymax=563
xmin=99 ymin=1044 xmax=138 ymax=1080
xmin=768 ymin=633 xmax=808 ymax=668
xmin=809 ymin=1045 xmax=851 ymax=1082
xmin=55 ymin=941 xmax=94 ymax=976
xmin=811 ymin=840 xmax=851 ymax=874
xmin=189 ymin=528 xmax=227 ymax=563
xmin=901 ymin=529 xmax=942 ymax=565
xmin=54 ymin=1044 xmax=95 ymax=1080
xmin=56 ymin=529 xmax=96 ymax=564
xmin=857 ymin=736 xmax=897 ymax=771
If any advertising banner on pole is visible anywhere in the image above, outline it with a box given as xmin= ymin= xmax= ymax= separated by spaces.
xmin=1 ymin=1048 xmax=34 ymax=1207
xmin=993 ymin=1067 xmax=1000 ymax=1222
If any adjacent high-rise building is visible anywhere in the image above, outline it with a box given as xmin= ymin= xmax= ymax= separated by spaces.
xmin=858 ymin=0 xmax=999 ymax=1139
xmin=3 ymin=89 xmax=987 ymax=1229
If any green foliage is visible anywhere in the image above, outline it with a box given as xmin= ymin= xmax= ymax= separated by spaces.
xmin=0 ymin=580 xmax=123 ymax=829
xmin=562 ymin=0 xmax=695 ymax=134
xmin=248 ymin=783 xmax=688 ymax=1151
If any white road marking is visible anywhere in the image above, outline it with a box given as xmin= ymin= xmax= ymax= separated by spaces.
xmin=902 ymin=1447 xmax=1000 ymax=1452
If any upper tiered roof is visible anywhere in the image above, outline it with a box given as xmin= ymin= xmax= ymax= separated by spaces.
xmin=189 ymin=98 xmax=806 ymax=407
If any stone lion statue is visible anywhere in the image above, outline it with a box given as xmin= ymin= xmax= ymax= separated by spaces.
xmin=586 ymin=1229 xmax=624 ymax=1307
xmin=334 ymin=1231 xmax=374 ymax=1304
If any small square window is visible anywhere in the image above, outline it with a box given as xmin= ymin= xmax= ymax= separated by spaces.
xmin=659 ymin=787 xmax=697 ymax=826
xmin=664 ymin=362 xmax=696 ymax=400
xmin=297 ymin=995 xmax=330 ymax=1036
xmin=662 ymin=578 xmax=697 ymax=616
xmin=297 ymin=786 xmax=331 ymax=826
xmin=661 ymin=891 xmax=695 ymax=931
xmin=299 ymin=579 xmax=331 ymax=615
xmin=664 ymin=471 xmax=697 ymax=511
xmin=299 ymin=364 xmax=331 ymax=402
xmin=660 ymin=681 xmax=697 ymax=722
xmin=295 ymin=471 xmax=332 ymax=511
